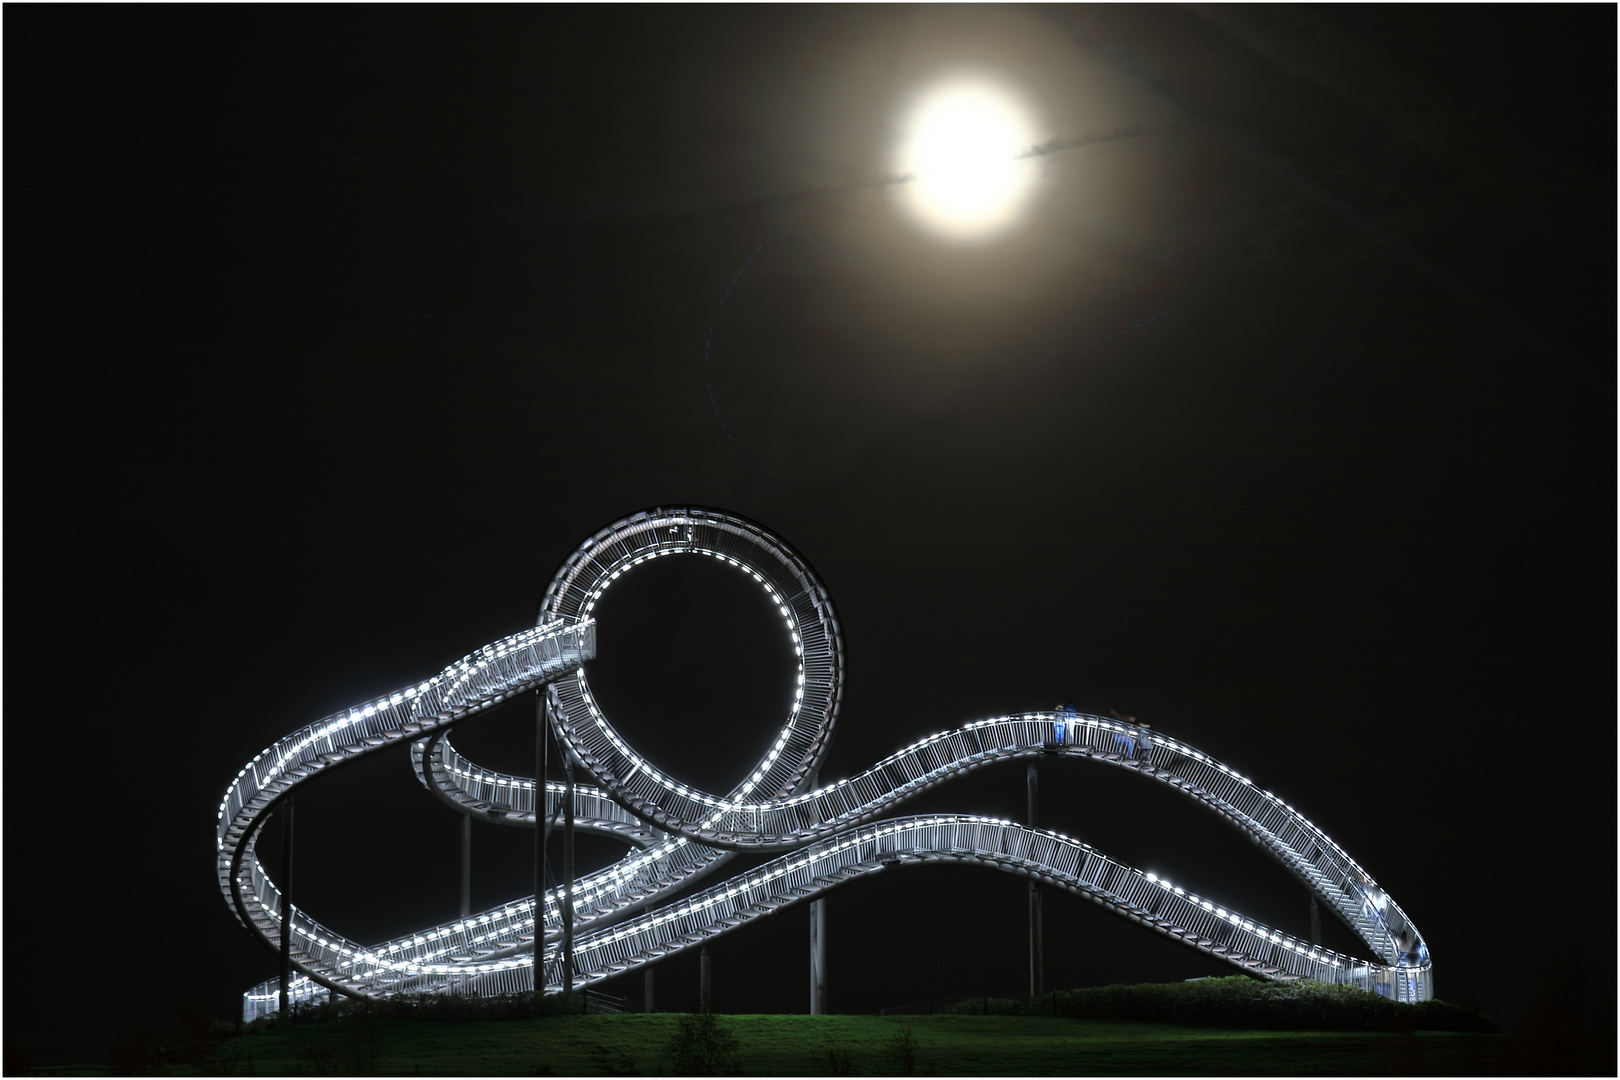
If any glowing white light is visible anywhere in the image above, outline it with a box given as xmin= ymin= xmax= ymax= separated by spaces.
xmin=224 ymin=542 xmax=1415 ymax=1017
xmin=894 ymin=76 xmax=1041 ymax=243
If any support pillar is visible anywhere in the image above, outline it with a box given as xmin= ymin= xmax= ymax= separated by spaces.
xmin=461 ymin=812 xmax=472 ymax=919
xmin=1028 ymin=763 xmax=1043 ymax=996
xmin=534 ymin=693 xmax=546 ymax=998
xmin=279 ymin=796 xmax=294 ymax=1018
xmin=700 ymin=944 xmax=712 ymax=1013
xmin=810 ymin=894 xmax=828 ymax=1014
xmin=563 ymin=747 xmax=576 ymax=995
xmin=1310 ymin=894 xmax=1321 ymax=947
xmin=644 ymin=966 xmax=655 ymax=1014
xmin=807 ymin=768 xmax=828 ymax=1015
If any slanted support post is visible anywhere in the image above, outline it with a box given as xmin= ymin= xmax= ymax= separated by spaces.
xmin=1028 ymin=762 xmax=1043 ymax=996
xmin=279 ymin=796 xmax=294 ymax=1017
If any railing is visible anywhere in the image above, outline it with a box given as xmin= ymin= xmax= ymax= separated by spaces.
xmin=543 ymin=703 xmax=1418 ymax=968
xmin=225 ymin=507 xmax=1430 ymax=1021
xmin=494 ymin=814 xmax=1424 ymax=1000
xmin=219 ymin=619 xmax=597 ymax=1012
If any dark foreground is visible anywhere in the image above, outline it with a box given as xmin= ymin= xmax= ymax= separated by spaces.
xmin=40 ymin=1019 xmax=1615 ymax=1077
xmin=26 ymin=980 xmax=1614 ymax=1076
xmin=196 ymin=1014 xmax=1619 ymax=1076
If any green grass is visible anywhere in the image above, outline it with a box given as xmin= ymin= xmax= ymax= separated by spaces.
xmin=201 ymin=1012 xmax=1535 ymax=1076
xmin=80 ymin=979 xmax=1610 ymax=1077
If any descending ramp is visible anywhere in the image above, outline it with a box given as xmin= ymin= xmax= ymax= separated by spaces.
xmin=223 ymin=507 xmax=1431 ymax=1021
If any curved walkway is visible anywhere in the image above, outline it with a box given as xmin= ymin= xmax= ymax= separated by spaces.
xmin=222 ymin=508 xmax=1430 ymax=1019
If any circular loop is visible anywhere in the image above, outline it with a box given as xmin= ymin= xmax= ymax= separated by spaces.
xmin=540 ymin=507 xmax=843 ymax=828
xmin=222 ymin=507 xmax=1431 ymax=1014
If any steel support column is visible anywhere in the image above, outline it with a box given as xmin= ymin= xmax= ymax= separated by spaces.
xmin=1028 ymin=762 xmax=1043 ymax=996
xmin=461 ymin=813 xmax=472 ymax=919
xmin=1310 ymin=894 xmax=1321 ymax=946
xmin=534 ymin=692 xmax=546 ymax=997
xmin=808 ymin=768 xmax=828 ymax=1015
xmin=279 ymin=796 xmax=294 ymax=1017
xmin=700 ymin=944 xmax=712 ymax=1013
xmin=810 ymin=894 xmax=828 ymax=1014
xmin=563 ymin=747 xmax=576 ymax=994
xmin=644 ymin=966 xmax=654 ymax=1014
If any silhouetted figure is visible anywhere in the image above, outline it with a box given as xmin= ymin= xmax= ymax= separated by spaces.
xmin=1109 ymin=710 xmax=1140 ymax=759
xmin=1050 ymin=699 xmax=1077 ymax=745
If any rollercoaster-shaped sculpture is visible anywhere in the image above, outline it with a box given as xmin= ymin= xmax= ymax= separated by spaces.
xmin=218 ymin=507 xmax=1432 ymax=1021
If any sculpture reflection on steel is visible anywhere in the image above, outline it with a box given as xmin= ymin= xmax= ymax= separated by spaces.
xmin=218 ymin=507 xmax=1431 ymax=1020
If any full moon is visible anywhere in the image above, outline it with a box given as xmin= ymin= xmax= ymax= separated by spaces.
xmin=894 ymin=76 xmax=1042 ymax=244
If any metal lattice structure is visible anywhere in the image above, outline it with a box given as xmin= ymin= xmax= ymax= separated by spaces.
xmin=220 ymin=507 xmax=1431 ymax=1021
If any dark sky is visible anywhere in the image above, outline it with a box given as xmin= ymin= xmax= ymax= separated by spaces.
xmin=7 ymin=4 xmax=1614 ymax=1068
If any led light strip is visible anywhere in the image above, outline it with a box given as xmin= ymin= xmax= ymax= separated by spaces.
xmin=226 ymin=507 xmax=1430 ymax=1019
xmin=538 ymin=510 xmax=843 ymax=823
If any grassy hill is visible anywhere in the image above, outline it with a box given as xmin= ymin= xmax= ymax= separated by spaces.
xmin=197 ymin=1012 xmax=1522 ymax=1076
xmin=32 ymin=977 xmax=1615 ymax=1076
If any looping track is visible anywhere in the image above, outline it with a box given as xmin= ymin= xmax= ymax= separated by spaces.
xmin=221 ymin=507 xmax=1431 ymax=1020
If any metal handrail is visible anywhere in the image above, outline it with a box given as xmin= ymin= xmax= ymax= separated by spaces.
xmin=225 ymin=507 xmax=1431 ymax=1021
xmin=218 ymin=619 xmax=597 ymax=1007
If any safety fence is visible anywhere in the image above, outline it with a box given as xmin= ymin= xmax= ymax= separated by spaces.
xmin=226 ymin=507 xmax=1430 ymax=1020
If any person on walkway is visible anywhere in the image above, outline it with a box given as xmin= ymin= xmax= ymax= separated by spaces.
xmin=1051 ymin=699 xmax=1077 ymax=745
xmin=1134 ymin=721 xmax=1154 ymax=765
xmin=1109 ymin=710 xmax=1137 ymax=758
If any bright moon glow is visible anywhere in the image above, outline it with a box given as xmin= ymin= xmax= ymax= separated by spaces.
xmin=895 ymin=77 xmax=1041 ymax=243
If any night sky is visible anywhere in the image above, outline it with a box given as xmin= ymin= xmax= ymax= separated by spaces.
xmin=7 ymin=5 xmax=1614 ymax=1069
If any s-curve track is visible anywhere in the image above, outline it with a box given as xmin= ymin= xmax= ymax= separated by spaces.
xmin=218 ymin=507 xmax=1431 ymax=1020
